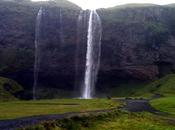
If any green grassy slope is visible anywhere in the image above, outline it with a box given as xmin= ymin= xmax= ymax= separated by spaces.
xmin=0 ymin=76 xmax=23 ymax=101
xmin=106 ymin=74 xmax=175 ymax=97
xmin=105 ymin=83 xmax=147 ymax=97
xmin=134 ymin=74 xmax=175 ymax=97
xmin=151 ymin=97 xmax=175 ymax=115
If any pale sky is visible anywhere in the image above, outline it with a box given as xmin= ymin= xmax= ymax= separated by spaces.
xmin=32 ymin=0 xmax=175 ymax=9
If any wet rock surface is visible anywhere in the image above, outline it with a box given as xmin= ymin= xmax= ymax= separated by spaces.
xmin=1 ymin=1 xmax=175 ymax=94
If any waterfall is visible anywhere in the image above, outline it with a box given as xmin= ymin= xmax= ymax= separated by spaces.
xmin=33 ymin=7 xmax=43 ymax=100
xmin=82 ymin=10 xmax=102 ymax=99
xmin=74 ymin=10 xmax=84 ymax=96
xmin=59 ymin=8 xmax=64 ymax=45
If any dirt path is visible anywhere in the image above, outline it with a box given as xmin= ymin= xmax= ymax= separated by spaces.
xmin=120 ymin=99 xmax=175 ymax=125
xmin=118 ymin=99 xmax=174 ymax=117
xmin=119 ymin=99 xmax=158 ymax=112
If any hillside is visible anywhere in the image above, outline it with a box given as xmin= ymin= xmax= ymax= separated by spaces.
xmin=1 ymin=1 xmax=175 ymax=97
xmin=0 ymin=0 xmax=81 ymax=94
xmin=135 ymin=74 xmax=175 ymax=97
xmin=0 ymin=0 xmax=81 ymax=9
xmin=0 ymin=77 xmax=23 ymax=101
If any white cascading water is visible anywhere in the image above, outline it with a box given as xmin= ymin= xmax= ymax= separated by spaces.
xmin=33 ymin=7 xmax=43 ymax=100
xmin=82 ymin=10 xmax=102 ymax=99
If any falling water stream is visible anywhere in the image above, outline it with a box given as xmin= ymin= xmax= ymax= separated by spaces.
xmin=33 ymin=7 xmax=43 ymax=100
xmin=33 ymin=8 xmax=101 ymax=99
xmin=59 ymin=8 xmax=64 ymax=45
xmin=82 ymin=10 xmax=102 ymax=99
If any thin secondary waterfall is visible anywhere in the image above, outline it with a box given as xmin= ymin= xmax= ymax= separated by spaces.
xmin=74 ymin=10 xmax=84 ymax=96
xmin=59 ymin=8 xmax=64 ymax=45
xmin=75 ymin=10 xmax=88 ymax=97
xmin=33 ymin=7 xmax=43 ymax=100
xmin=82 ymin=10 xmax=102 ymax=99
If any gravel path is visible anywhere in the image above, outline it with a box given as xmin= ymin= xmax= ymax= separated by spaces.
xmin=119 ymin=99 xmax=171 ymax=116
xmin=120 ymin=99 xmax=158 ymax=112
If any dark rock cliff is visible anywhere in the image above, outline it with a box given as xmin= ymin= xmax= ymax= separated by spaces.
xmin=97 ymin=4 xmax=175 ymax=92
xmin=0 ymin=1 xmax=175 ymax=97
xmin=0 ymin=0 xmax=81 ymax=94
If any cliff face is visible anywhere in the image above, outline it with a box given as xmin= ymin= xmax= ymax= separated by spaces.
xmin=97 ymin=5 xmax=175 ymax=88
xmin=97 ymin=5 xmax=175 ymax=90
xmin=1 ymin=1 xmax=175 ymax=96
xmin=0 ymin=0 xmax=81 ymax=93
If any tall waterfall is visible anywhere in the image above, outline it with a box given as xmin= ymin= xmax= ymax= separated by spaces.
xmin=33 ymin=7 xmax=43 ymax=100
xmin=82 ymin=10 xmax=102 ymax=99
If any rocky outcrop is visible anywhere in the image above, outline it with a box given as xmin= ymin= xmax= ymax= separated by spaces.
xmin=1 ymin=1 xmax=175 ymax=97
xmin=0 ymin=76 xmax=23 ymax=101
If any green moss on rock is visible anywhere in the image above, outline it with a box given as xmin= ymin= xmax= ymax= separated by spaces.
xmin=135 ymin=74 xmax=175 ymax=97
xmin=0 ymin=76 xmax=23 ymax=101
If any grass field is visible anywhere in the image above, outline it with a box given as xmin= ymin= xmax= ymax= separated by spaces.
xmin=1 ymin=74 xmax=175 ymax=130
xmin=25 ymin=111 xmax=175 ymax=130
xmin=150 ymin=97 xmax=175 ymax=115
xmin=0 ymin=99 xmax=119 ymax=120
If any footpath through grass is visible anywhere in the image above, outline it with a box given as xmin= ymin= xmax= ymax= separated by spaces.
xmin=150 ymin=97 xmax=175 ymax=115
xmin=0 ymin=99 xmax=119 ymax=120
xmin=24 ymin=111 xmax=175 ymax=130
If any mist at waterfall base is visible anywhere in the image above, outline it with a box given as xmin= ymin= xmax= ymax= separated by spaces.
xmin=33 ymin=9 xmax=102 ymax=99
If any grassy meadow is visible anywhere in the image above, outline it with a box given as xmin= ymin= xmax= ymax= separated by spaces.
xmin=0 ymin=98 xmax=119 ymax=120
xmin=20 ymin=74 xmax=175 ymax=130
xmin=0 ymin=75 xmax=175 ymax=130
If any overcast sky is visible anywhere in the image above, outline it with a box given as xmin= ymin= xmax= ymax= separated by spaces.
xmin=31 ymin=0 xmax=175 ymax=9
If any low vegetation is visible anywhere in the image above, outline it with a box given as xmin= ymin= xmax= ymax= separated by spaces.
xmin=105 ymin=83 xmax=147 ymax=97
xmin=151 ymin=97 xmax=175 ymax=115
xmin=134 ymin=74 xmax=175 ymax=97
xmin=0 ymin=76 xmax=23 ymax=101
xmin=109 ymin=74 xmax=175 ymax=97
xmin=23 ymin=111 xmax=175 ymax=130
xmin=0 ymin=99 xmax=119 ymax=120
